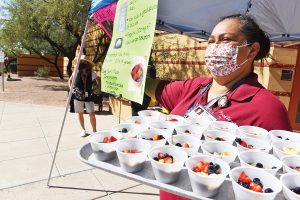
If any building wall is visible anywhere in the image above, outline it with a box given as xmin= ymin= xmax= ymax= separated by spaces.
xmin=17 ymin=54 xmax=66 ymax=77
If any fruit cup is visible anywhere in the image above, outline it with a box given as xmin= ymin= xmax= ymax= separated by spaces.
xmin=138 ymin=130 xmax=169 ymax=148
xmin=280 ymin=173 xmax=300 ymax=200
xmin=184 ymin=117 xmax=212 ymax=130
xmin=230 ymin=167 xmax=282 ymax=200
xmin=269 ymin=130 xmax=300 ymax=143
xmin=137 ymin=110 xmax=161 ymax=122
xmin=204 ymin=130 xmax=236 ymax=144
xmin=175 ymin=124 xmax=205 ymax=139
xmin=272 ymin=140 xmax=300 ymax=159
xmin=207 ymin=121 xmax=238 ymax=135
xmin=238 ymin=151 xmax=282 ymax=175
xmin=125 ymin=116 xmax=150 ymax=131
xmin=88 ymin=130 xmax=123 ymax=161
xmin=237 ymin=126 xmax=269 ymax=141
xmin=201 ymin=141 xmax=239 ymax=164
xmin=185 ymin=154 xmax=230 ymax=197
xmin=112 ymin=123 xmax=140 ymax=139
xmin=168 ymin=134 xmax=202 ymax=156
xmin=235 ymin=137 xmax=272 ymax=153
xmin=115 ymin=138 xmax=151 ymax=173
xmin=149 ymin=121 xmax=176 ymax=138
xmin=281 ymin=155 xmax=300 ymax=174
xmin=160 ymin=114 xmax=185 ymax=126
xmin=148 ymin=146 xmax=188 ymax=184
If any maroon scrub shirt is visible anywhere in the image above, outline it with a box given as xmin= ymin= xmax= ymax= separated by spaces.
xmin=155 ymin=73 xmax=291 ymax=200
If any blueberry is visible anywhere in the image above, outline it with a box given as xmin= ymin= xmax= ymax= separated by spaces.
xmin=264 ymin=188 xmax=273 ymax=193
xmin=121 ymin=128 xmax=128 ymax=133
xmin=215 ymin=137 xmax=222 ymax=141
xmin=149 ymin=138 xmax=153 ymax=141
xmin=158 ymin=135 xmax=165 ymax=139
xmin=286 ymin=138 xmax=289 ymax=140
xmin=248 ymin=145 xmax=254 ymax=148
xmin=235 ymin=138 xmax=242 ymax=143
xmin=256 ymin=163 xmax=264 ymax=168
xmin=214 ymin=164 xmax=221 ymax=171
xmin=253 ymin=178 xmax=261 ymax=183
xmin=239 ymin=182 xmax=249 ymax=188
xmin=154 ymin=157 xmax=158 ymax=161
xmin=291 ymin=187 xmax=300 ymax=194
xmin=184 ymin=130 xmax=190 ymax=133
xmin=175 ymin=143 xmax=182 ymax=147
xmin=277 ymin=136 xmax=282 ymax=139
xmin=272 ymin=166 xmax=277 ymax=169
xmin=208 ymin=165 xmax=215 ymax=171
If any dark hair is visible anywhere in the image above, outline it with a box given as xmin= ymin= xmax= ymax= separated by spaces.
xmin=219 ymin=14 xmax=270 ymax=60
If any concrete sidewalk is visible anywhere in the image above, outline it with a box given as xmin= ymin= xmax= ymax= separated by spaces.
xmin=0 ymin=101 xmax=159 ymax=200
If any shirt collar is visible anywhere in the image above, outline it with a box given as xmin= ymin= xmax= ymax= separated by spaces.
xmin=228 ymin=73 xmax=263 ymax=102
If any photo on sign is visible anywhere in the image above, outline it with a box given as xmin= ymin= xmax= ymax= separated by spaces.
xmin=114 ymin=38 xmax=123 ymax=49
xmin=117 ymin=2 xmax=128 ymax=32
xmin=127 ymin=56 xmax=147 ymax=93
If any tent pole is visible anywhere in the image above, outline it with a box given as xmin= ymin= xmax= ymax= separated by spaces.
xmin=46 ymin=17 xmax=91 ymax=187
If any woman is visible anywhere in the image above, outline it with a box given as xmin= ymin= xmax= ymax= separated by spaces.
xmin=68 ymin=58 xmax=100 ymax=137
xmin=145 ymin=14 xmax=291 ymax=200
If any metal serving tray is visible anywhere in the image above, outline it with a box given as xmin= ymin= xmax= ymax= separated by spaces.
xmin=78 ymin=143 xmax=285 ymax=200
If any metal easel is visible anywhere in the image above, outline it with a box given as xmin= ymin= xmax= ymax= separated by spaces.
xmin=46 ymin=18 xmax=158 ymax=197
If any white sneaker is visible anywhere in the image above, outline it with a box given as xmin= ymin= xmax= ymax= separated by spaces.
xmin=80 ymin=130 xmax=87 ymax=137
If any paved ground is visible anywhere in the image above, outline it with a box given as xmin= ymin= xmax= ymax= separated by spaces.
xmin=0 ymin=101 xmax=159 ymax=200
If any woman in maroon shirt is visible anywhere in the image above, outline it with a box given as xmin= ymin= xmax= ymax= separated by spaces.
xmin=146 ymin=14 xmax=291 ymax=200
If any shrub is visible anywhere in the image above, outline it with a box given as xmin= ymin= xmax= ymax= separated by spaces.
xmin=34 ymin=67 xmax=50 ymax=77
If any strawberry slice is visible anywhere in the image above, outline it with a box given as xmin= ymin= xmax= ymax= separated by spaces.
xmin=238 ymin=171 xmax=252 ymax=184
xmin=167 ymin=118 xmax=178 ymax=122
xmin=103 ymin=137 xmax=109 ymax=143
xmin=239 ymin=141 xmax=248 ymax=148
xmin=108 ymin=136 xmax=117 ymax=143
xmin=196 ymin=161 xmax=209 ymax=173
xmin=182 ymin=143 xmax=190 ymax=148
xmin=249 ymin=182 xmax=263 ymax=193
xmin=158 ymin=152 xmax=165 ymax=160
xmin=163 ymin=157 xmax=173 ymax=164
xmin=193 ymin=166 xmax=201 ymax=173
xmin=134 ymin=120 xmax=141 ymax=124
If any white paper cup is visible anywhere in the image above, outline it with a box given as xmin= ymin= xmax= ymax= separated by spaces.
xmin=230 ymin=167 xmax=282 ymax=200
xmin=269 ymin=130 xmax=300 ymax=143
xmin=204 ymin=130 xmax=236 ymax=144
xmin=185 ymin=154 xmax=230 ymax=197
xmin=112 ymin=123 xmax=140 ymax=139
xmin=149 ymin=121 xmax=176 ymax=138
xmin=238 ymin=126 xmax=269 ymax=141
xmin=280 ymin=173 xmax=300 ymax=200
xmin=125 ymin=116 xmax=150 ymax=131
xmin=168 ymin=135 xmax=202 ymax=156
xmin=208 ymin=121 xmax=238 ymax=135
xmin=235 ymin=137 xmax=272 ymax=153
xmin=272 ymin=140 xmax=300 ymax=159
xmin=184 ymin=117 xmax=212 ymax=130
xmin=175 ymin=124 xmax=205 ymax=139
xmin=137 ymin=129 xmax=169 ymax=148
xmin=88 ymin=130 xmax=123 ymax=161
xmin=238 ymin=151 xmax=282 ymax=175
xmin=160 ymin=114 xmax=185 ymax=126
xmin=148 ymin=146 xmax=188 ymax=184
xmin=137 ymin=110 xmax=161 ymax=122
xmin=281 ymin=155 xmax=300 ymax=174
xmin=115 ymin=138 xmax=151 ymax=173
xmin=201 ymin=141 xmax=239 ymax=164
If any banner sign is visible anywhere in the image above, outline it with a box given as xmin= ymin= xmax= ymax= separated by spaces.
xmin=101 ymin=0 xmax=158 ymax=104
xmin=92 ymin=2 xmax=117 ymax=39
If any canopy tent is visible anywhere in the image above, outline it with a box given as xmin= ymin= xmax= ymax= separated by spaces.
xmin=156 ymin=0 xmax=300 ymax=42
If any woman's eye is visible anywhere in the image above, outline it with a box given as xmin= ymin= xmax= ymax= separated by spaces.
xmin=222 ymin=38 xmax=232 ymax=42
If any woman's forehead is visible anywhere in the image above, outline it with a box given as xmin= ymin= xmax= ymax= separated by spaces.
xmin=210 ymin=19 xmax=244 ymax=39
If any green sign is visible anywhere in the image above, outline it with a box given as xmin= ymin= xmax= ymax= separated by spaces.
xmin=101 ymin=0 xmax=158 ymax=104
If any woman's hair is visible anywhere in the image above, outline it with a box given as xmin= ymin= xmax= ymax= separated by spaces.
xmin=79 ymin=60 xmax=93 ymax=72
xmin=219 ymin=14 xmax=270 ymax=60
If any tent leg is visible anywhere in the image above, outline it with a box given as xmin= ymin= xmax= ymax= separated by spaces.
xmin=46 ymin=18 xmax=91 ymax=187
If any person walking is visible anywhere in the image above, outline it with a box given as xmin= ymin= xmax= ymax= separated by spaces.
xmin=68 ymin=58 xmax=100 ymax=137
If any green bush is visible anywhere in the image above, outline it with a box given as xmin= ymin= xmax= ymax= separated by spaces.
xmin=34 ymin=67 xmax=50 ymax=77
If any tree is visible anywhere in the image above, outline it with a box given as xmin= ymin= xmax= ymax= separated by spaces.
xmin=0 ymin=0 xmax=90 ymax=78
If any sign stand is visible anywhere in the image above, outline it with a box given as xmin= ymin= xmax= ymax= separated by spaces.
xmin=0 ymin=51 xmax=4 ymax=92
xmin=45 ymin=18 xmax=157 ymax=197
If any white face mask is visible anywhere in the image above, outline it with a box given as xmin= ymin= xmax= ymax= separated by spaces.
xmin=205 ymin=43 xmax=250 ymax=77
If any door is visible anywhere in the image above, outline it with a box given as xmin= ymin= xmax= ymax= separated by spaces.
xmin=288 ymin=45 xmax=300 ymax=131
